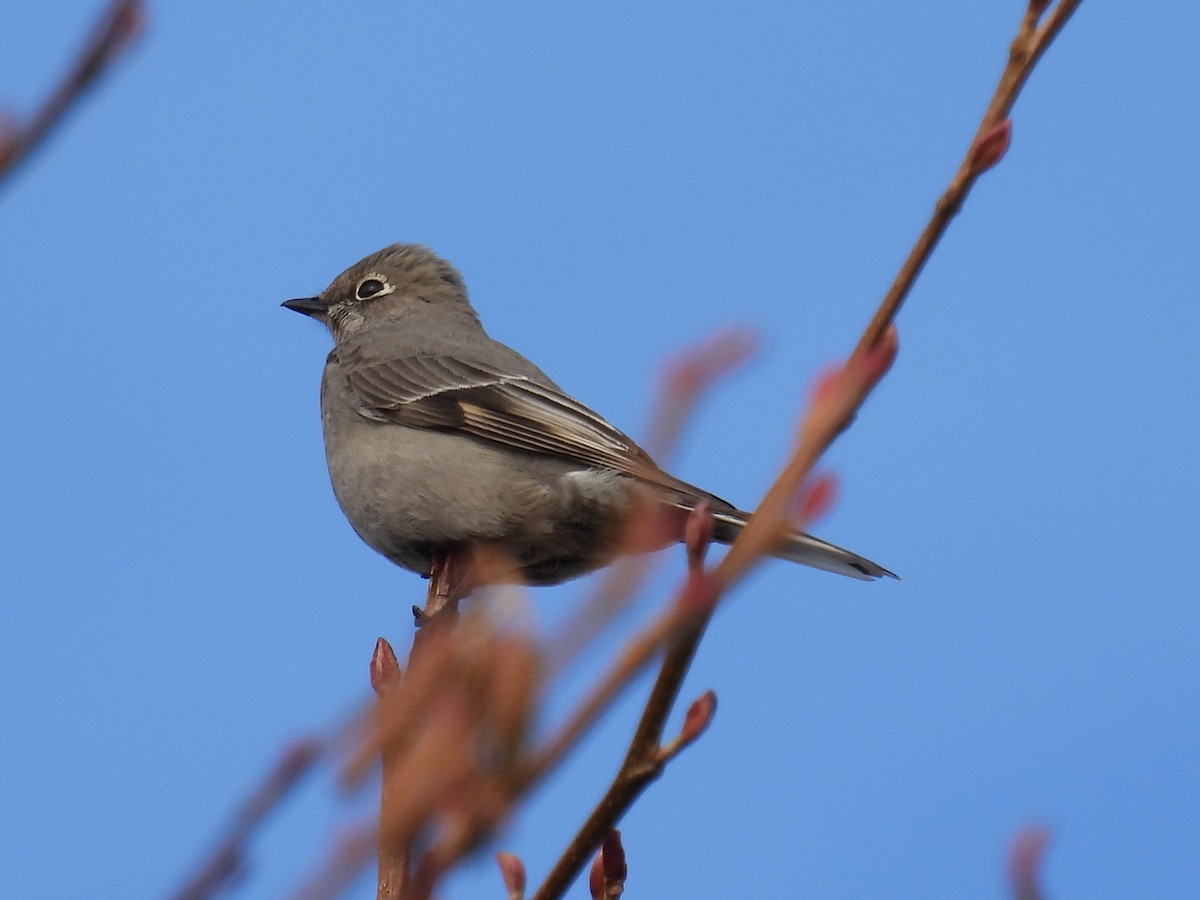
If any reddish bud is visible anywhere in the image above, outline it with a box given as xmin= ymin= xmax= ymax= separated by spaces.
xmin=810 ymin=364 xmax=847 ymax=409
xmin=588 ymin=848 xmax=604 ymax=899
xmin=603 ymin=830 xmax=628 ymax=882
xmin=1028 ymin=0 xmax=1052 ymax=16
xmin=369 ymin=637 xmax=401 ymax=694
xmin=794 ymin=472 xmax=838 ymax=527
xmin=853 ymin=325 xmax=899 ymax=390
xmin=969 ymin=118 xmax=1013 ymax=174
xmin=496 ymin=851 xmax=527 ymax=898
xmin=1008 ymin=824 xmax=1051 ymax=900
xmin=664 ymin=327 xmax=758 ymax=397
xmin=679 ymin=690 xmax=717 ymax=746
xmin=589 ymin=830 xmax=630 ymax=897
xmin=859 ymin=328 xmax=897 ymax=391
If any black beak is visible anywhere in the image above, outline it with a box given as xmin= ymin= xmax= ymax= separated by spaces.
xmin=281 ymin=296 xmax=326 ymax=318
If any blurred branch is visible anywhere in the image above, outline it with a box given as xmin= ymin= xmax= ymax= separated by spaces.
xmin=644 ymin=327 xmax=758 ymax=461
xmin=545 ymin=328 xmax=758 ymax=677
xmin=1009 ymin=825 xmax=1052 ymax=900
xmin=288 ymin=824 xmax=378 ymax=900
xmin=0 ymin=1 xmax=143 ymax=190
xmin=171 ymin=738 xmax=325 ymax=900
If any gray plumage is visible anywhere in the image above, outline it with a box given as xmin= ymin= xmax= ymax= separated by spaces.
xmin=283 ymin=244 xmax=894 ymax=585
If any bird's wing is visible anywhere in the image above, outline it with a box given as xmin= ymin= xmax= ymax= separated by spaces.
xmin=339 ymin=352 xmax=894 ymax=580
xmin=343 ymin=354 xmax=690 ymax=490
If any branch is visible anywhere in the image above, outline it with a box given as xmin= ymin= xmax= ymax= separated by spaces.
xmin=171 ymin=739 xmax=325 ymax=900
xmin=372 ymin=639 xmax=409 ymax=900
xmin=532 ymin=322 xmax=897 ymax=900
xmin=0 ymin=1 xmax=144 ymax=189
xmin=854 ymin=0 xmax=1084 ymax=356
xmin=1009 ymin=825 xmax=1052 ymax=900
xmin=287 ymin=823 xmax=378 ymax=900
xmin=533 ymin=3 xmax=1084 ymax=895
xmin=531 ymin=521 xmax=724 ymax=900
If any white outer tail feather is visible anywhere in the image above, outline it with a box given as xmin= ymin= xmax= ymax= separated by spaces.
xmin=709 ymin=510 xmax=896 ymax=581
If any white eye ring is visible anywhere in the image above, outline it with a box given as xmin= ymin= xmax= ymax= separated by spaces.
xmin=355 ymin=274 xmax=395 ymax=301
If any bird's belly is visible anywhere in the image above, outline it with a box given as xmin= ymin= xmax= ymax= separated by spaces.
xmin=323 ymin=416 xmax=637 ymax=583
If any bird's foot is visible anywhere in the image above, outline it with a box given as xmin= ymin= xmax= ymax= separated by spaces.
xmin=413 ymin=550 xmax=466 ymax=630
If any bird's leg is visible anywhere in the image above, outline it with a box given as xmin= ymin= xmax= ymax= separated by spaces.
xmin=413 ymin=549 xmax=467 ymax=629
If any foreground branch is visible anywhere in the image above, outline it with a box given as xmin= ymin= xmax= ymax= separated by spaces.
xmin=172 ymin=739 xmax=325 ymax=900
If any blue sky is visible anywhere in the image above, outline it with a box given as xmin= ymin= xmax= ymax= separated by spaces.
xmin=2 ymin=2 xmax=1198 ymax=898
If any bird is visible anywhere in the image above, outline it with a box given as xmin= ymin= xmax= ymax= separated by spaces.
xmin=283 ymin=244 xmax=893 ymax=587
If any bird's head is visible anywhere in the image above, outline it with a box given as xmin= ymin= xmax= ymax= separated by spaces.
xmin=282 ymin=243 xmax=478 ymax=343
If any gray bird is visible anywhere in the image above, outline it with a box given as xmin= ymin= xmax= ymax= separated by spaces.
xmin=283 ymin=244 xmax=893 ymax=586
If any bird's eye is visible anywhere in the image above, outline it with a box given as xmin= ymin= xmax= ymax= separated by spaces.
xmin=355 ymin=276 xmax=390 ymax=300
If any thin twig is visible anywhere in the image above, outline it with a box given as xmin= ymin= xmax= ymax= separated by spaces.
xmin=530 ymin=628 xmax=700 ymax=898
xmin=1008 ymin=825 xmax=1052 ymax=900
xmin=522 ymin=579 xmax=709 ymax=788
xmin=371 ymin=639 xmax=409 ymax=900
xmin=530 ymin=581 xmax=719 ymax=900
xmin=0 ymin=1 xmax=143 ymax=188
xmin=854 ymin=0 xmax=1084 ymax=356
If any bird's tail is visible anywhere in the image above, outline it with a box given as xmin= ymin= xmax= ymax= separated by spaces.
xmin=707 ymin=508 xmax=896 ymax=581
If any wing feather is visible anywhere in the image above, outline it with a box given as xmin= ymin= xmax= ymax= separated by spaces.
xmin=342 ymin=355 xmax=679 ymax=487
